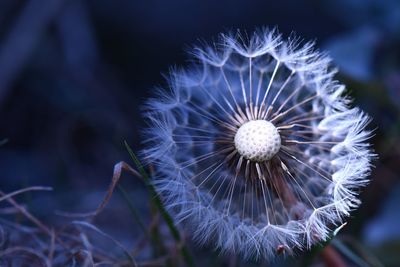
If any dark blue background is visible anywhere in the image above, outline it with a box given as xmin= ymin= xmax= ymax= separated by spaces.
xmin=0 ymin=0 xmax=399 ymax=266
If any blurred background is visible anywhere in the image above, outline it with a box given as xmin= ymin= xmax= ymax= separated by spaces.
xmin=0 ymin=0 xmax=399 ymax=266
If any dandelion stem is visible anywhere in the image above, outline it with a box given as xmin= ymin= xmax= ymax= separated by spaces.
xmin=321 ymin=244 xmax=347 ymax=267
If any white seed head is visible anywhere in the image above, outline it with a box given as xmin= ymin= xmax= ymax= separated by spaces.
xmin=234 ymin=120 xmax=281 ymax=162
xmin=143 ymin=29 xmax=374 ymax=261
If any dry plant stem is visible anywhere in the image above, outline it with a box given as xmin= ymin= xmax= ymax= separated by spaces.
xmin=0 ymin=186 xmax=52 ymax=203
xmin=132 ymin=236 xmax=149 ymax=256
xmin=0 ymin=190 xmax=52 ymax=236
xmin=0 ymin=206 xmax=21 ymax=214
xmin=1 ymin=193 xmax=71 ymax=252
xmin=55 ymin=144 xmax=194 ymax=266
xmin=48 ymin=229 xmax=56 ymax=265
xmin=321 ymin=245 xmax=347 ymax=267
xmin=71 ymin=249 xmax=95 ymax=266
xmin=72 ymin=221 xmax=138 ymax=267
xmin=92 ymin=161 xmax=142 ymax=217
xmin=0 ymin=246 xmax=49 ymax=266
xmin=55 ymin=161 xmax=142 ymax=218
xmin=0 ymin=187 xmax=73 ymax=254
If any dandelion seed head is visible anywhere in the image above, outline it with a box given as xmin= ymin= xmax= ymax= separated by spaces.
xmin=234 ymin=120 xmax=281 ymax=162
xmin=142 ymin=28 xmax=374 ymax=260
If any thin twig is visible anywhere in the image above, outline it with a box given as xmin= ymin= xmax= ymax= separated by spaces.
xmin=92 ymin=162 xmax=142 ymax=216
xmin=0 ymin=186 xmax=52 ymax=203
xmin=0 ymin=246 xmax=50 ymax=267
xmin=48 ymin=229 xmax=56 ymax=265
xmin=72 ymin=221 xmax=138 ymax=267
xmin=0 ymin=191 xmax=52 ymax=236
xmin=55 ymin=161 xmax=141 ymax=218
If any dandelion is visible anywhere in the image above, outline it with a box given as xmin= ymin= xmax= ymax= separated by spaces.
xmin=142 ymin=29 xmax=373 ymax=260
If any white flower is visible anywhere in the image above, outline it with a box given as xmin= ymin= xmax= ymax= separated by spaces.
xmin=142 ymin=28 xmax=373 ymax=260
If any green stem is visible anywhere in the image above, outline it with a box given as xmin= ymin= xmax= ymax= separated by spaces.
xmin=124 ymin=141 xmax=195 ymax=267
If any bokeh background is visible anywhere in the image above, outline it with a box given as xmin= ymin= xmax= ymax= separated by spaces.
xmin=0 ymin=0 xmax=399 ymax=266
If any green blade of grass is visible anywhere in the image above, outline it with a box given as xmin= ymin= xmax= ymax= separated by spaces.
xmin=124 ymin=141 xmax=195 ymax=267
